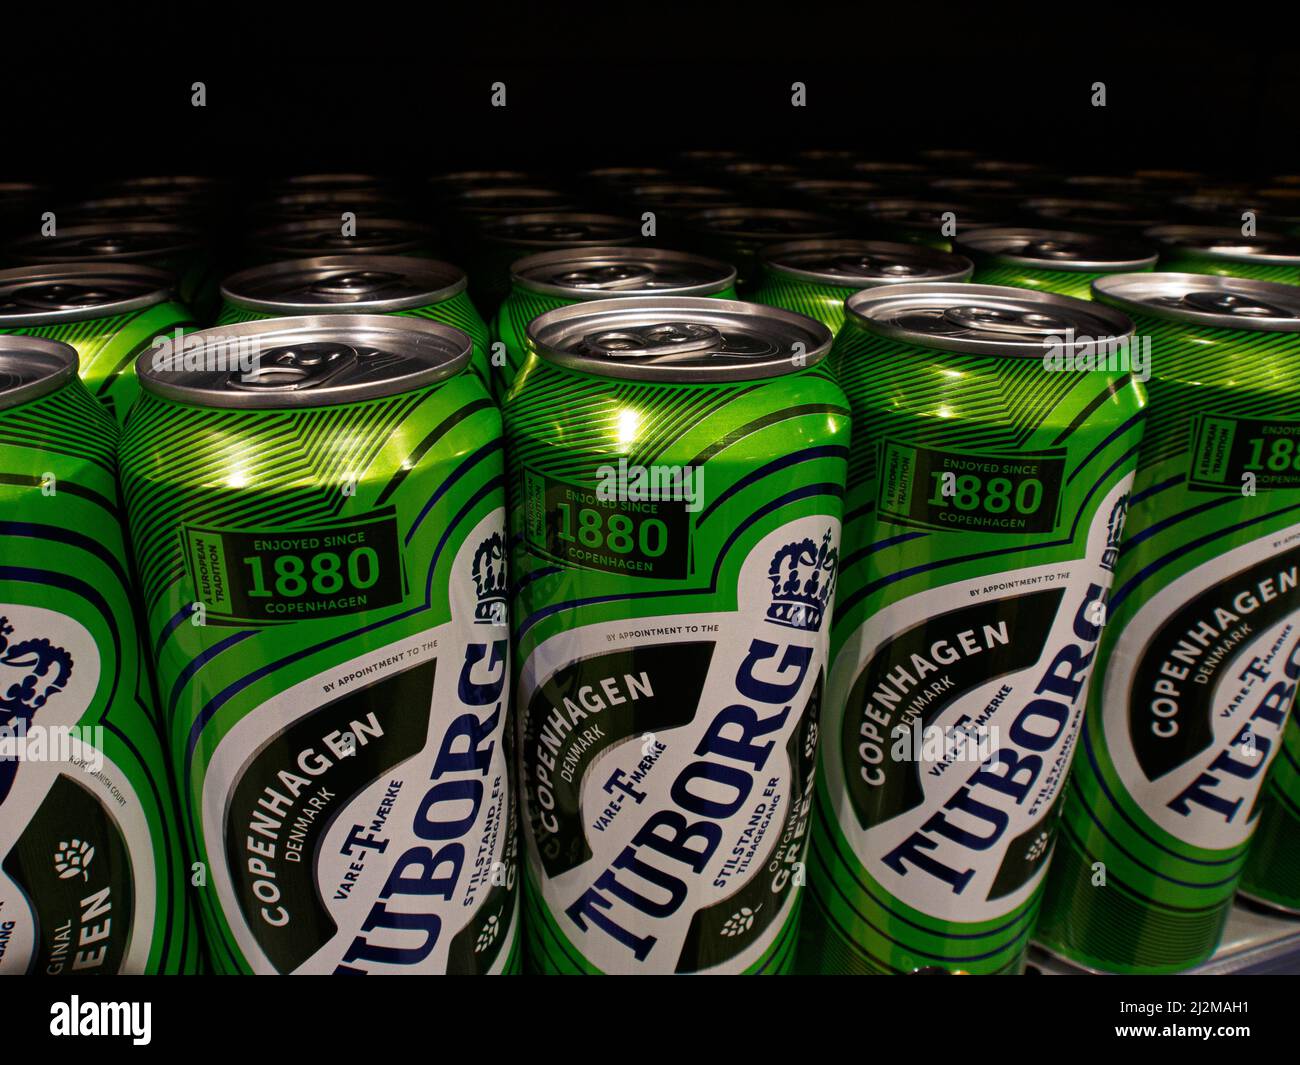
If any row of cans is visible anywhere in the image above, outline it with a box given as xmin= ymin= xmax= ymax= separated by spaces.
xmin=2 ymin=164 xmax=1300 ymax=976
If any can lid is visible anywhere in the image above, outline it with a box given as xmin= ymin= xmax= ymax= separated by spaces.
xmin=760 ymin=239 xmax=973 ymax=286
xmin=276 ymin=173 xmax=390 ymax=192
xmin=584 ymin=166 xmax=676 ymax=187
xmin=1026 ymin=197 xmax=1163 ymax=231
xmin=430 ymin=169 xmax=533 ymax=194
xmin=136 ymin=314 xmax=472 ymax=409
xmin=8 ymin=222 xmax=202 ymax=261
xmin=845 ymin=282 xmax=1133 ymax=356
xmin=1093 ymin=273 xmax=1300 ymax=332
xmin=451 ymin=186 xmax=577 ymax=217
xmin=0 ymin=335 xmax=79 ymax=411
xmin=1063 ymin=174 xmax=1148 ymax=195
xmin=929 ymin=177 xmax=1026 ymax=200
xmin=112 ymin=175 xmax=221 ymax=198
xmin=625 ymin=183 xmax=737 ymax=211
xmin=954 ymin=227 xmax=1158 ymax=271
xmin=61 ymin=194 xmax=207 ymax=224
xmin=527 ymin=296 xmax=832 ymax=382
xmin=249 ymin=189 xmax=408 ymax=222
xmin=221 ymin=256 xmax=467 ymax=313
xmin=0 ymin=263 xmax=177 ymax=325
xmin=511 ymin=247 xmax=736 ymax=298
xmin=1144 ymin=225 xmax=1300 ymax=265
xmin=789 ymin=179 xmax=883 ymax=209
xmin=482 ymin=212 xmax=640 ymax=247
xmin=861 ymin=199 xmax=1006 ymax=230
xmin=249 ymin=217 xmax=433 ymax=257
xmin=687 ymin=206 xmax=844 ymax=240
xmin=852 ymin=161 xmax=932 ymax=177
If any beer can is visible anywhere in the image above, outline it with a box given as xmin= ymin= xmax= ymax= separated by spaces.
xmin=955 ymin=227 xmax=1158 ymax=299
xmin=1146 ymin=225 xmax=1300 ymax=286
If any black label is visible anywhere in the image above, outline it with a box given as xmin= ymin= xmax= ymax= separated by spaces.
xmin=877 ymin=441 xmax=1066 ymax=535
xmin=183 ymin=508 xmax=403 ymax=624
xmin=1189 ymin=415 xmax=1300 ymax=492
xmin=2 ymin=774 xmax=135 ymax=975
xmin=522 ymin=642 xmax=714 ymax=879
xmin=223 ymin=659 xmax=435 ymax=973
xmin=523 ymin=468 xmax=692 ymax=580
xmin=1130 ymin=542 xmax=1300 ymax=781
xmin=842 ymin=588 xmax=1064 ymax=830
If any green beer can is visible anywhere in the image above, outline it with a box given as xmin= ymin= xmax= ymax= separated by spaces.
xmin=507 ymin=297 xmax=849 ymax=973
xmin=955 ymin=228 xmax=1158 ymax=300
xmin=858 ymin=199 xmax=1009 ymax=252
xmin=243 ymin=217 xmax=437 ymax=267
xmin=1035 ymin=274 xmax=1300 ymax=973
xmin=119 ymin=315 xmax=520 ymax=974
xmin=802 ymin=283 xmax=1145 ymax=974
xmin=1240 ymin=712 xmax=1300 ymax=913
xmin=1146 ymin=225 xmax=1300 ymax=286
xmin=7 ymin=221 xmax=218 ymax=321
xmin=0 ymin=335 xmax=198 ymax=974
xmin=217 ymin=255 xmax=490 ymax=383
xmin=683 ymin=206 xmax=845 ymax=290
xmin=492 ymin=246 xmax=737 ymax=395
xmin=752 ymin=239 xmax=974 ymax=334
xmin=0 ymin=263 xmax=193 ymax=424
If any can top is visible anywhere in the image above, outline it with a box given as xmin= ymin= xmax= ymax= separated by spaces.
xmin=625 ymin=183 xmax=737 ymax=211
xmin=136 ymin=314 xmax=473 ymax=409
xmin=249 ymin=217 xmax=433 ymax=257
xmin=789 ymin=179 xmax=882 ymax=210
xmin=527 ymin=296 xmax=832 ymax=382
xmin=510 ymin=247 xmax=736 ymax=298
xmin=845 ymin=282 xmax=1133 ymax=356
xmin=1094 ymin=273 xmax=1300 ymax=332
xmin=0 ymin=263 xmax=177 ymax=325
xmin=482 ymin=212 xmax=640 ymax=248
xmin=584 ymin=166 xmax=676 ymax=187
xmin=929 ymin=177 xmax=1025 ymax=199
xmin=61 ymin=194 xmax=207 ymax=225
xmin=430 ymin=169 xmax=533 ymax=193
xmin=1026 ymin=197 xmax=1164 ymax=231
xmin=1063 ymin=174 xmax=1148 ymax=195
xmin=221 ymin=256 xmax=467 ymax=313
xmin=1145 ymin=225 xmax=1300 ymax=265
xmin=719 ymin=161 xmax=804 ymax=183
xmin=451 ymin=186 xmax=577 ymax=217
xmin=0 ymin=335 xmax=79 ymax=412
xmin=954 ymin=227 xmax=1158 ymax=271
xmin=852 ymin=161 xmax=932 ymax=177
xmin=861 ymin=198 xmax=1008 ymax=232
xmin=277 ymin=173 xmax=390 ymax=191
xmin=687 ymin=206 xmax=844 ymax=241
xmin=249 ymin=188 xmax=408 ymax=222
xmin=112 ymin=175 xmax=221 ymax=198
xmin=760 ymin=239 xmax=973 ymax=286
xmin=8 ymin=222 xmax=203 ymax=261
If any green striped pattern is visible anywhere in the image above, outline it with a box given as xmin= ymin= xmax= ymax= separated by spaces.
xmin=1036 ymin=310 xmax=1300 ymax=972
xmin=804 ymin=319 xmax=1146 ymax=974
xmin=0 ymin=379 xmax=198 ymax=973
xmin=507 ymin=355 xmax=849 ymax=974
xmin=1 ymin=301 xmax=193 ymax=424
xmin=1240 ymin=715 xmax=1300 ymax=912
xmin=1157 ymin=255 xmax=1300 ymax=287
xmin=216 ymin=292 xmax=491 ymax=384
xmin=750 ymin=272 xmax=858 ymax=335
xmin=970 ymin=263 xmax=1147 ymax=300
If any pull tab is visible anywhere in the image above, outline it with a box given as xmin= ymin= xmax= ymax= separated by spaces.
xmin=228 ymin=342 xmax=359 ymax=391
xmin=1182 ymin=290 xmax=1297 ymax=318
xmin=555 ymin=265 xmax=656 ymax=290
xmin=1022 ymin=239 xmax=1089 ymax=261
xmin=309 ymin=270 xmax=403 ymax=300
xmin=582 ymin=322 xmax=723 ymax=359
xmin=836 ymin=253 xmax=921 ymax=277
xmin=944 ymin=305 xmax=1071 ymax=337
xmin=3 ymin=281 xmax=126 ymax=312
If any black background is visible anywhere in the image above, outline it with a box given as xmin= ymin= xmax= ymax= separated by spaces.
xmin=4 ymin=9 xmax=1298 ymax=180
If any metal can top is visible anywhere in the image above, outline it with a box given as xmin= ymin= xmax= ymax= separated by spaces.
xmin=583 ymin=166 xmax=676 ymax=188
xmin=954 ymin=227 xmax=1158 ymax=271
xmin=1132 ymin=168 xmax=1206 ymax=186
xmin=112 ymin=175 xmax=221 ymax=198
xmin=719 ymin=161 xmax=805 ymax=184
xmin=687 ymin=206 xmax=844 ymax=241
xmin=526 ymin=296 xmax=832 ymax=382
xmin=221 ymin=256 xmax=467 ymax=314
xmin=851 ymin=160 xmax=932 ymax=177
xmin=450 ymin=186 xmax=577 ymax=219
xmin=61 ymin=194 xmax=208 ymax=225
xmin=1093 ymin=273 xmax=1300 ymax=332
xmin=8 ymin=222 xmax=203 ymax=262
xmin=845 ymin=282 xmax=1133 ymax=357
xmin=136 ymin=314 xmax=473 ymax=409
xmin=788 ymin=179 xmax=883 ymax=209
xmin=0 ymin=335 xmax=79 ymax=412
xmin=276 ymin=173 xmax=391 ymax=192
xmin=625 ymin=183 xmax=737 ymax=212
xmin=0 ymin=263 xmax=177 ymax=325
xmin=248 ymin=189 xmax=409 ymax=223
xmin=928 ymin=177 xmax=1027 ymax=201
xmin=1026 ymin=197 xmax=1164 ymax=231
xmin=760 ymin=239 xmax=973 ymax=286
xmin=430 ymin=169 xmax=533 ymax=194
xmin=481 ymin=212 xmax=640 ymax=248
xmin=916 ymin=148 xmax=978 ymax=165
xmin=511 ymin=247 xmax=735 ymax=298
xmin=1145 ymin=225 xmax=1300 ymax=265
xmin=970 ymin=160 xmax=1048 ymax=176
xmin=1063 ymin=174 xmax=1148 ymax=195
xmin=861 ymin=198 xmax=1007 ymax=230
xmin=248 ymin=217 xmax=433 ymax=257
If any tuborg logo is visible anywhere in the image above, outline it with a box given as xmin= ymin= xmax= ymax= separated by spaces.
xmin=1101 ymin=492 xmax=1129 ymax=573
xmin=0 ymin=616 xmax=74 ymax=804
xmin=766 ymin=528 xmax=838 ymax=632
xmin=472 ymin=532 xmax=508 ymax=625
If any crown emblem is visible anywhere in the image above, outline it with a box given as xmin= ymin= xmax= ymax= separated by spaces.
xmin=1101 ymin=493 xmax=1129 ymax=572
xmin=0 ymin=616 xmax=75 ymax=805
xmin=472 ymin=533 xmax=508 ymax=624
xmin=766 ymin=529 xmax=838 ymax=632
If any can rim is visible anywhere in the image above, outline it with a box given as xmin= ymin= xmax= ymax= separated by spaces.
xmin=844 ymin=281 xmax=1135 ymax=356
xmin=954 ymin=227 xmax=1159 ymax=272
xmin=135 ymin=313 xmax=473 ymax=409
xmin=481 ymin=212 xmax=640 ymax=248
xmin=0 ymin=263 xmax=178 ymax=325
xmin=1144 ymin=224 xmax=1300 ymax=265
xmin=526 ymin=295 xmax=833 ymax=382
xmin=8 ymin=221 xmax=203 ymax=261
xmin=759 ymin=239 xmax=974 ymax=286
xmin=0 ymin=335 xmax=79 ymax=411
xmin=248 ymin=217 xmax=433 ymax=255
xmin=509 ymin=246 xmax=736 ymax=298
xmin=220 ymin=256 xmax=467 ymax=314
xmin=1093 ymin=272 xmax=1300 ymax=332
